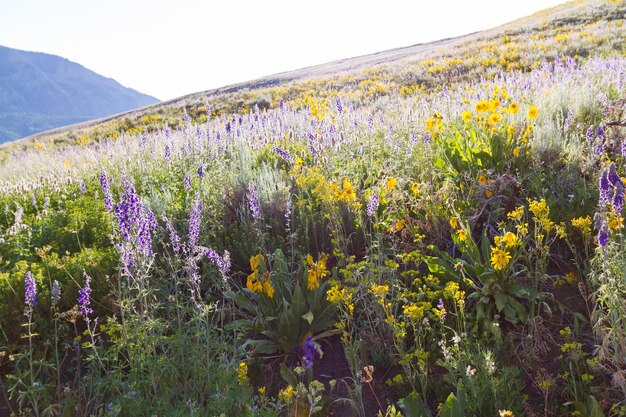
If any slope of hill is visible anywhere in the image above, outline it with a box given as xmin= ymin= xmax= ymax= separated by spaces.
xmin=1 ymin=1 xmax=626 ymax=415
xmin=0 ymin=45 xmax=159 ymax=142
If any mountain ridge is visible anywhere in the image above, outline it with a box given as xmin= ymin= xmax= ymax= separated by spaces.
xmin=0 ymin=44 xmax=159 ymax=142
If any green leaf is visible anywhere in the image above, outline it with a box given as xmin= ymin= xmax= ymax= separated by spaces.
xmin=494 ymin=293 xmax=508 ymax=312
xmin=398 ymin=392 xmax=432 ymax=417
xmin=302 ymin=311 xmax=314 ymax=325
xmin=280 ymin=363 xmax=298 ymax=387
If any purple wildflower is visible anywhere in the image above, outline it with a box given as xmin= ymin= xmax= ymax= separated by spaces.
xmin=79 ymin=181 xmax=87 ymax=194
xmin=424 ymin=133 xmax=431 ymax=145
xmin=204 ymin=248 xmax=231 ymax=280
xmin=100 ymin=170 xmax=113 ymax=212
xmin=367 ymin=190 xmax=379 ymax=217
xmin=598 ymin=225 xmax=609 ymax=248
xmin=437 ymin=298 xmax=447 ymax=322
xmin=188 ymin=198 xmax=203 ymax=248
xmin=197 ymin=165 xmax=204 ymax=178
xmin=165 ymin=145 xmax=171 ymax=162
xmin=184 ymin=173 xmax=192 ymax=191
xmin=248 ymin=184 xmax=262 ymax=221
xmin=600 ymin=170 xmax=611 ymax=204
xmin=335 ymin=96 xmax=343 ymax=114
xmin=621 ymin=141 xmax=626 ymax=157
xmin=613 ymin=184 xmax=624 ymax=213
xmin=164 ymin=217 xmax=181 ymax=254
xmin=51 ymin=280 xmax=61 ymax=306
xmin=285 ymin=196 xmax=292 ymax=232
xmin=564 ymin=110 xmax=573 ymax=130
xmin=184 ymin=112 xmax=191 ymax=125
xmin=115 ymin=179 xmax=142 ymax=241
xmin=608 ymin=163 xmax=622 ymax=187
xmin=597 ymin=125 xmax=605 ymax=140
xmin=586 ymin=126 xmax=595 ymax=144
xmin=274 ymin=147 xmax=294 ymax=163
xmin=78 ymin=271 xmax=93 ymax=316
xmin=206 ymin=104 xmax=211 ymax=118
xmin=24 ymin=272 xmax=37 ymax=308
xmin=302 ymin=336 xmax=316 ymax=370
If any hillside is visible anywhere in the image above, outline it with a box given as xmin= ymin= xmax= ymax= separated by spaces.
xmin=1 ymin=1 xmax=626 ymax=416
xmin=0 ymin=45 xmax=159 ymax=142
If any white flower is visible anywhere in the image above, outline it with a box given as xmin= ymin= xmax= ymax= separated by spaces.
xmin=466 ymin=365 xmax=476 ymax=378
xmin=484 ymin=350 xmax=496 ymax=375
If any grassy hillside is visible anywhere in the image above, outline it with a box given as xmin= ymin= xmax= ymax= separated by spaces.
xmin=1 ymin=1 xmax=626 ymax=416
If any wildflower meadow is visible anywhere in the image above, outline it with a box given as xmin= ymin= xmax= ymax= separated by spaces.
xmin=1 ymin=1 xmax=626 ymax=416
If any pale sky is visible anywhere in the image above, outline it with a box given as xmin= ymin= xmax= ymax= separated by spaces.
xmin=0 ymin=0 xmax=567 ymax=101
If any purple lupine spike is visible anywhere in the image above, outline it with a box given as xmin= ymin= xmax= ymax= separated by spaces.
xmin=621 ymin=141 xmax=626 ymax=157
xmin=164 ymin=217 xmax=181 ymax=254
xmin=598 ymin=225 xmax=609 ymax=248
xmin=204 ymin=248 xmax=231 ymax=280
xmin=597 ymin=125 xmax=605 ymax=140
xmin=100 ymin=170 xmax=113 ymax=212
xmin=188 ymin=198 xmax=203 ymax=248
xmin=80 ymin=181 xmax=87 ymax=194
xmin=137 ymin=217 xmax=154 ymax=257
xmin=248 ymin=184 xmax=262 ymax=221
xmin=335 ymin=96 xmax=343 ymax=114
xmin=184 ymin=113 xmax=191 ymax=125
xmin=608 ymin=163 xmax=622 ymax=187
xmin=206 ymin=104 xmax=211 ymax=118
xmin=424 ymin=133 xmax=432 ymax=146
xmin=302 ymin=336 xmax=316 ymax=370
xmin=612 ymin=183 xmax=624 ymax=213
xmin=600 ymin=169 xmax=611 ymax=204
xmin=115 ymin=179 xmax=142 ymax=241
xmin=274 ymin=147 xmax=294 ymax=163
xmin=78 ymin=271 xmax=93 ymax=316
xmin=51 ymin=280 xmax=61 ymax=306
xmin=367 ymin=115 xmax=374 ymax=130
xmin=184 ymin=173 xmax=192 ymax=191
xmin=586 ymin=126 xmax=595 ymax=144
xmin=164 ymin=145 xmax=172 ymax=163
xmin=197 ymin=165 xmax=204 ymax=178
xmin=24 ymin=271 xmax=37 ymax=308
xmin=367 ymin=190 xmax=379 ymax=217
xmin=564 ymin=110 xmax=573 ymax=130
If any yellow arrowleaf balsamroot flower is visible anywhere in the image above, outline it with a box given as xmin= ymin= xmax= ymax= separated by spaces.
xmin=491 ymin=247 xmax=511 ymax=270
xmin=456 ymin=229 xmax=468 ymax=241
xmin=508 ymin=102 xmax=519 ymax=114
xmin=411 ymin=182 xmax=420 ymax=196
xmin=476 ymin=100 xmax=489 ymax=113
xmin=528 ymin=105 xmax=539 ymax=120
xmin=502 ymin=231 xmax=518 ymax=247
xmin=386 ymin=177 xmax=397 ymax=190
xmin=461 ymin=110 xmax=472 ymax=122
xmin=513 ymin=147 xmax=520 ymax=157
xmin=488 ymin=113 xmax=501 ymax=126
xmin=499 ymin=411 xmax=514 ymax=417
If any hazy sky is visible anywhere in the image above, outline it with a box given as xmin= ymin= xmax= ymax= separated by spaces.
xmin=1 ymin=0 xmax=567 ymax=101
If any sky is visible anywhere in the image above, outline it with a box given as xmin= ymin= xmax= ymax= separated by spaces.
xmin=0 ymin=0 xmax=568 ymax=101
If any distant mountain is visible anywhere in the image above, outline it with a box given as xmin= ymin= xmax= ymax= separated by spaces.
xmin=0 ymin=45 xmax=159 ymax=142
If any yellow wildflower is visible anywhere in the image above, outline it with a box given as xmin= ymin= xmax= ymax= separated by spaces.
xmin=278 ymin=385 xmax=295 ymax=403
xmin=307 ymin=253 xmax=329 ymax=291
xmin=449 ymin=217 xmax=459 ymax=230
xmin=491 ymin=247 xmax=511 ymax=270
xmin=476 ymin=100 xmax=489 ymax=113
xmin=246 ymin=271 xmax=263 ymax=293
xmin=386 ymin=177 xmax=397 ymax=190
xmin=509 ymin=102 xmax=519 ymax=114
xmin=571 ymin=216 xmax=592 ymax=235
xmin=370 ymin=283 xmax=389 ymax=299
xmin=502 ymin=232 xmax=518 ymax=247
xmin=403 ymin=304 xmax=425 ymax=321
xmin=478 ymin=175 xmax=487 ymax=185
xmin=528 ymin=105 xmax=539 ymax=120
xmin=411 ymin=182 xmax=420 ymax=196
xmin=237 ymin=362 xmax=248 ymax=385
xmin=456 ymin=229 xmax=468 ymax=241
xmin=565 ymin=272 xmax=577 ymax=286
xmin=488 ymin=112 xmax=501 ymax=126
xmin=513 ymin=147 xmax=520 ymax=157
xmin=499 ymin=411 xmax=514 ymax=417
xmin=507 ymin=206 xmax=525 ymax=221
xmin=462 ymin=110 xmax=472 ymax=122
xmin=486 ymin=189 xmax=493 ymax=198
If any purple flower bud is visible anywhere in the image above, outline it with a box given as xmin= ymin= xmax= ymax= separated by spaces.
xmin=24 ymin=271 xmax=37 ymax=308
xmin=367 ymin=190 xmax=379 ymax=217
xmin=248 ymin=184 xmax=262 ymax=221
xmin=188 ymin=198 xmax=203 ymax=248
xmin=302 ymin=336 xmax=316 ymax=370
xmin=51 ymin=280 xmax=61 ymax=305
xmin=78 ymin=271 xmax=93 ymax=316
xmin=100 ymin=170 xmax=113 ymax=212
xmin=598 ymin=225 xmax=609 ymax=248
xmin=184 ymin=173 xmax=192 ymax=191
xmin=164 ymin=217 xmax=181 ymax=254
xmin=80 ymin=181 xmax=87 ymax=194
xmin=274 ymin=147 xmax=294 ymax=163
xmin=197 ymin=165 xmax=204 ymax=178
xmin=613 ymin=184 xmax=624 ymax=213
xmin=600 ymin=169 xmax=611 ymax=204
xmin=335 ymin=96 xmax=343 ymax=114
xmin=586 ymin=126 xmax=595 ymax=144
xmin=165 ymin=145 xmax=172 ymax=162
xmin=597 ymin=125 xmax=605 ymax=140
